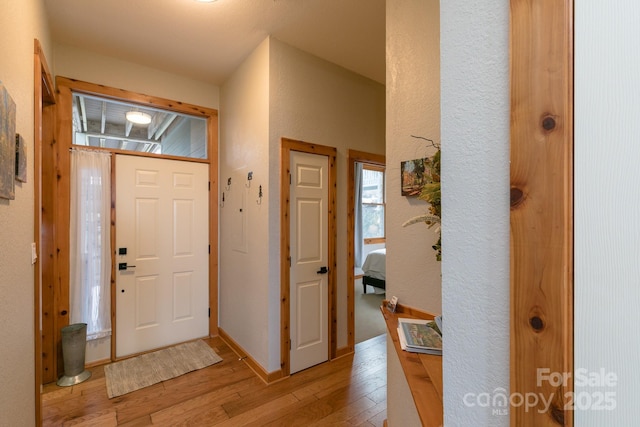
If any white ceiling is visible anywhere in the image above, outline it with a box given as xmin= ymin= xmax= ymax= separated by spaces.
xmin=43 ymin=0 xmax=386 ymax=86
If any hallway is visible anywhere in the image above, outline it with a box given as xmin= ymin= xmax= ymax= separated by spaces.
xmin=42 ymin=335 xmax=387 ymax=426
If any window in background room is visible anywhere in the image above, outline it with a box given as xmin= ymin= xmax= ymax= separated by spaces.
xmin=361 ymin=165 xmax=385 ymax=243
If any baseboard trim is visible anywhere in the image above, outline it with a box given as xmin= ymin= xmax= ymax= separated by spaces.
xmin=85 ymin=358 xmax=111 ymax=369
xmin=218 ymin=327 xmax=286 ymax=384
xmin=334 ymin=345 xmax=353 ymax=359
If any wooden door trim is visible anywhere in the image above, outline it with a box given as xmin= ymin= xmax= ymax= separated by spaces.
xmin=51 ymin=77 xmax=219 ymax=370
xmin=510 ymin=0 xmax=574 ymax=425
xmin=346 ymin=150 xmax=385 ymax=353
xmin=34 ymin=37 xmax=55 ymax=427
xmin=280 ymin=138 xmax=337 ymax=377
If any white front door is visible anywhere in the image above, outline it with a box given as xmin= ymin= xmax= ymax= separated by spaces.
xmin=290 ymin=151 xmax=329 ymax=374
xmin=115 ymin=155 xmax=209 ymax=358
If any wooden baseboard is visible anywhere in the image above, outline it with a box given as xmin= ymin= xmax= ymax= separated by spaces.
xmin=85 ymin=358 xmax=111 ymax=369
xmin=218 ymin=327 xmax=286 ymax=384
xmin=334 ymin=345 xmax=353 ymax=359
xmin=218 ymin=329 xmax=352 ymax=384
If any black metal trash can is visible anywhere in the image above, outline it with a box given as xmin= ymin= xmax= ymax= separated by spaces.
xmin=56 ymin=323 xmax=91 ymax=386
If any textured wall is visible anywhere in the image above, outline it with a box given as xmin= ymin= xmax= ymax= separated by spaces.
xmin=385 ymin=0 xmax=441 ymax=424
xmin=53 ymin=44 xmax=220 ymax=109
xmin=269 ymin=37 xmax=385 ymax=364
xmin=575 ymin=1 xmax=640 ymax=424
xmin=219 ymin=38 xmax=272 ymax=369
xmin=441 ymin=1 xmax=510 ymax=425
xmin=0 ymin=0 xmax=50 ymax=425
xmin=219 ymin=37 xmax=385 ymax=373
xmin=386 ymin=0 xmax=442 ymax=320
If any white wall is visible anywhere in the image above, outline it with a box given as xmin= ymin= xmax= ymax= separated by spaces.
xmin=53 ymin=44 xmax=219 ymax=109
xmin=386 ymin=0 xmax=441 ymax=320
xmin=219 ymin=38 xmax=272 ymax=369
xmin=385 ymin=0 xmax=441 ymax=424
xmin=575 ymin=1 xmax=640 ymax=424
xmin=270 ymin=37 xmax=385 ymax=365
xmin=441 ymin=1 xmax=510 ymax=426
xmin=0 ymin=0 xmax=51 ymax=425
xmin=220 ymin=36 xmax=385 ymax=373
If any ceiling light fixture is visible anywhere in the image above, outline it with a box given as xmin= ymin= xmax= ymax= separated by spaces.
xmin=125 ymin=111 xmax=152 ymax=125
xmin=195 ymin=0 xmax=218 ymax=2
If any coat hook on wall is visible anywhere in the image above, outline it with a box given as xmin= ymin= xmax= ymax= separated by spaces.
xmin=224 ymin=177 xmax=231 ymax=191
xmin=256 ymin=185 xmax=263 ymax=205
xmin=220 ymin=191 xmax=225 ymax=208
xmin=246 ymin=171 xmax=253 ymax=188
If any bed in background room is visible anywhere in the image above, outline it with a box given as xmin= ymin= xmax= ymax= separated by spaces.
xmin=361 ymin=248 xmax=386 ymax=293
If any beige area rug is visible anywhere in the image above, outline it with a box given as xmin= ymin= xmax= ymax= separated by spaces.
xmin=104 ymin=340 xmax=222 ymax=398
xmin=355 ymin=277 xmax=387 ymax=343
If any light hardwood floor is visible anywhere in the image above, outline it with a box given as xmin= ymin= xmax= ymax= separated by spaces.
xmin=42 ymin=334 xmax=387 ymax=426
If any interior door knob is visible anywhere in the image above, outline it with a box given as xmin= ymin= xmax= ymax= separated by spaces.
xmin=316 ymin=266 xmax=328 ymax=274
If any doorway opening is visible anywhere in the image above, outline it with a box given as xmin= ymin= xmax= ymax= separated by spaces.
xmin=347 ymin=150 xmax=386 ymax=351
xmin=41 ymin=77 xmax=219 ymax=379
xmin=280 ymin=138 xmax=337 ymax=376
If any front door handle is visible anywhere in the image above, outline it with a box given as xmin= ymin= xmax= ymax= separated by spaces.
xmin=316 ymin=266 xmax=328 ymax=274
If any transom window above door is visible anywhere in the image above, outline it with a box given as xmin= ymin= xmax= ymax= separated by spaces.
xmin=72 ymin=92 xmax=207 ymax=159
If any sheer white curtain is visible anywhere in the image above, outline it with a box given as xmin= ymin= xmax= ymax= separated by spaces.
xmin=69 ymin=149 xmax=112 ymax=340
xmin=354 ymin=162 xmax=364 ymax=268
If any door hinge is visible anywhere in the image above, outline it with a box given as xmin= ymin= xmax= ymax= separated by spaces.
xmin=289 ymin=173 xmax=292 ymax=185
xmin=208 ymin=181 xmax=211 ymax=191
xmin=208 ymin=308 xmax=210 ymax=318
xmin=289 ymin=339 xmax=291 ymax=351
xmin=288 ymin=256 xmax=291 ymax=267
xmin=208 ymin=244 xmax=211 ymax=254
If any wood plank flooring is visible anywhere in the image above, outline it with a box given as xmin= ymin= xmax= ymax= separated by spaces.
xmin=42 ymin=334 xmax=387 ymax=426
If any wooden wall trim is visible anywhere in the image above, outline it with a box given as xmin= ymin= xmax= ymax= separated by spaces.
xmin=208 ymin=113 xmax=219 ymax=337
xmin=280 ymin=138 xmax=337 ymax=377
xmin=54 ymin=83 xmax=73 ymax=379
xmin=34 ymin=37 xmax=56 ymax=427
xmin=33 ymin=42 xmax=42 ymax=424
xmin=55 ymin=77 xmax=218 ymax=118
xmin=280 ymin=142 xmax=292 ymax=376
xmin=218 ymin=327 xmax=285 ymax=385
xmin=49 ymin=77 xmax=219 ymax=377
xmin=510 ymin=0 xmax=574 ymax=425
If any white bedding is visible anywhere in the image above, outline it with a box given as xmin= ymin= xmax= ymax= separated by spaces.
xmin=362 ymin=248 xmax=386 ymax=280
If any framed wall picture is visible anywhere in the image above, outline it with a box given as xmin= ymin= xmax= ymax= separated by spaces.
xmin=0 ymin=81 xmax=17 ymax=200
xmin=401 ymin=157 xmax=431 ymax=197
xmin=15 ymin=133 xmax=26 ymax=182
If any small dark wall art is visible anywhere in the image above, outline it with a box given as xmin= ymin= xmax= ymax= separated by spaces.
xmin=15 ymin=134 xmax=26 ymax=183
xmin=0 ymin=81 xmax=17 ymax=200
xmin=401 ymin=157 xmax=432 ymax=197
